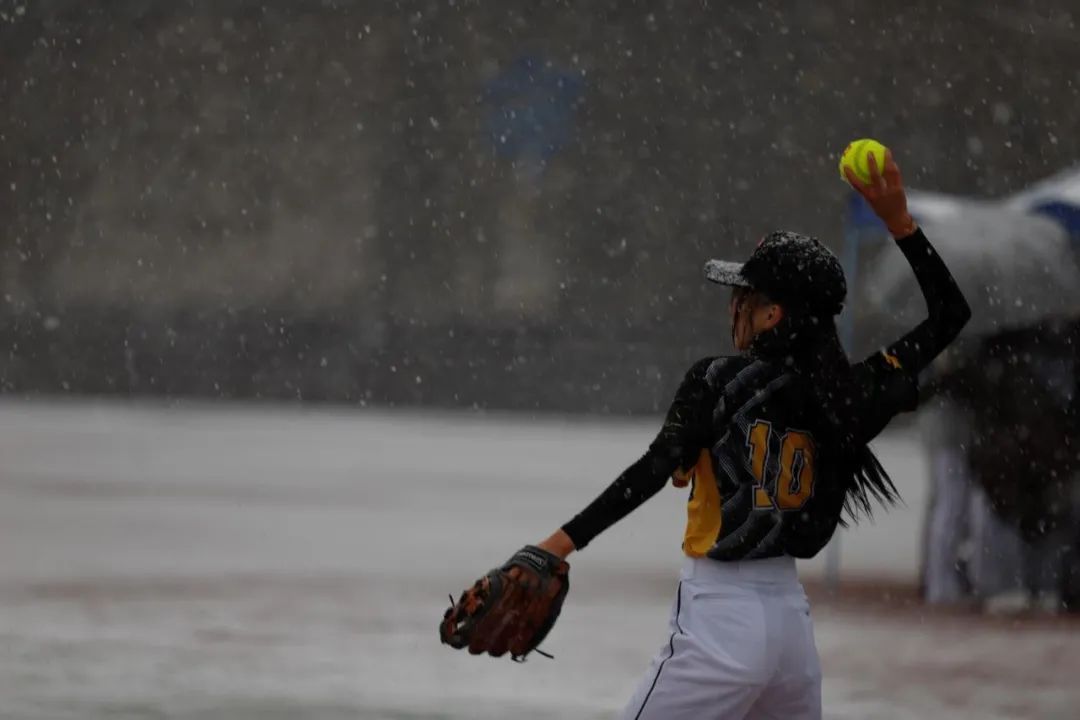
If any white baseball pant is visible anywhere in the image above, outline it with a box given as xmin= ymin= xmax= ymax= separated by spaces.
xmin=620 ymin=555 xmax=821 ymax=720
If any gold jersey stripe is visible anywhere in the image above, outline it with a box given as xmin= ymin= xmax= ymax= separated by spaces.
xmin=682 ymin=448 xmax=722 ymax=558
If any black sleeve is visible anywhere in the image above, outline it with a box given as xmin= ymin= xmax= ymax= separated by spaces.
xmin=844 ymin=226 xmax=972 ymax=443
xmin=883 ymin=226 xmax=972 ymax=374
xmin=560 ymin=357 xmax=718 ymax=550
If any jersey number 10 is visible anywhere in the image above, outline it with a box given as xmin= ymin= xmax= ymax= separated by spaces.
xmin=746 ymin=420 xmax=816 ymax=511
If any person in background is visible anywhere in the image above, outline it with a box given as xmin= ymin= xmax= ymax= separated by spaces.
xmin=921 ymin=318 xmax=1080 ymax=612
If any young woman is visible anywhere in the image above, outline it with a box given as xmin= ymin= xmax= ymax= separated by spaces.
xmin=535 ymin=151 xmax=971 ymax=719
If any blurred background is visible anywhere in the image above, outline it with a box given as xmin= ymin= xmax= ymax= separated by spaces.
xmin=2 ymin=1 xmax=1080 ymax=718
xmin=4 ymin=0 xmax=1080 ymax=411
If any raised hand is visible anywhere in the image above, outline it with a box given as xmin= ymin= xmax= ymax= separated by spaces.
xmin=844 ymin=150 xmax=917 ymax=238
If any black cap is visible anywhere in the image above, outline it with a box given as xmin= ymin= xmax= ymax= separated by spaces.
xmin=704 ymin=230 xmax=847 ymax=316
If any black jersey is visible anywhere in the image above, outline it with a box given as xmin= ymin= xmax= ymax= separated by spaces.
xmin=561 ymin=228 xmax=970 ymax=560
xmin=673 ymin=351 xmax=917 ymax=560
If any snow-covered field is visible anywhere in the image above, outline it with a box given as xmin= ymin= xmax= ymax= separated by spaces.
xmin=0 ymin=400 xmax=1075 ymax=719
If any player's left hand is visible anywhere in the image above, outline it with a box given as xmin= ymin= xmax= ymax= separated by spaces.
xmin=439 ymin=545 xmax=570 ymax=662
xmin=844 ymin=150 xmax=917 ymax=238
xmin=672 ymin=467 xmax=692 ymax=488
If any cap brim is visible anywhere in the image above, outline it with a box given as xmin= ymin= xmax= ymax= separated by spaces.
xmin=704 ymin=259 xmax=751 ymax=287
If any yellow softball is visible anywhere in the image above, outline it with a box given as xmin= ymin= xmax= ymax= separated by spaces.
xmin=838 ymin=138 xmax=888 ymax=185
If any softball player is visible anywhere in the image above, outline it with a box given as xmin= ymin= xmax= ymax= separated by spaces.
xmin=534 ymin=151 xmax=971 ymax=719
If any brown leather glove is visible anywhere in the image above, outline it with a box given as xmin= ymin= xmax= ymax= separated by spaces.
xmin=440 ymin=546 xmax=569 ymax=662
xmin=844 ymin=150 xmax=917 ymax=238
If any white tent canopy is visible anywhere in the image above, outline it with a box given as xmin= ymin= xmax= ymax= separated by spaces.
xmin=848 ymin=167 xmax=1080 ymax=337
xmin=1004 ymin=165 xmax=1080 ymax=210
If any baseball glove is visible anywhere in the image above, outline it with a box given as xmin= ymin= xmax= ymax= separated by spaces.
xmin=439 ymin=545 xmax=570 ymax=662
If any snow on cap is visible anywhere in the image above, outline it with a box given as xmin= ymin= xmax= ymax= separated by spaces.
xmin=704 ymin=230 xmax=847 ymax=316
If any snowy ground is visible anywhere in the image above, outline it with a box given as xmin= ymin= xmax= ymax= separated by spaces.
xmin=0 ymin=400 xmax=1076 ymax=719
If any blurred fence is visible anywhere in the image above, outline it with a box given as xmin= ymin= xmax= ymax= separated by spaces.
xmin=2 ymin=1 xmax=1078 ymax=412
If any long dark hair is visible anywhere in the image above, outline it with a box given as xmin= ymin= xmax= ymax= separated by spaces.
xmin=752 ymin=310 xmax=899 ymax=524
